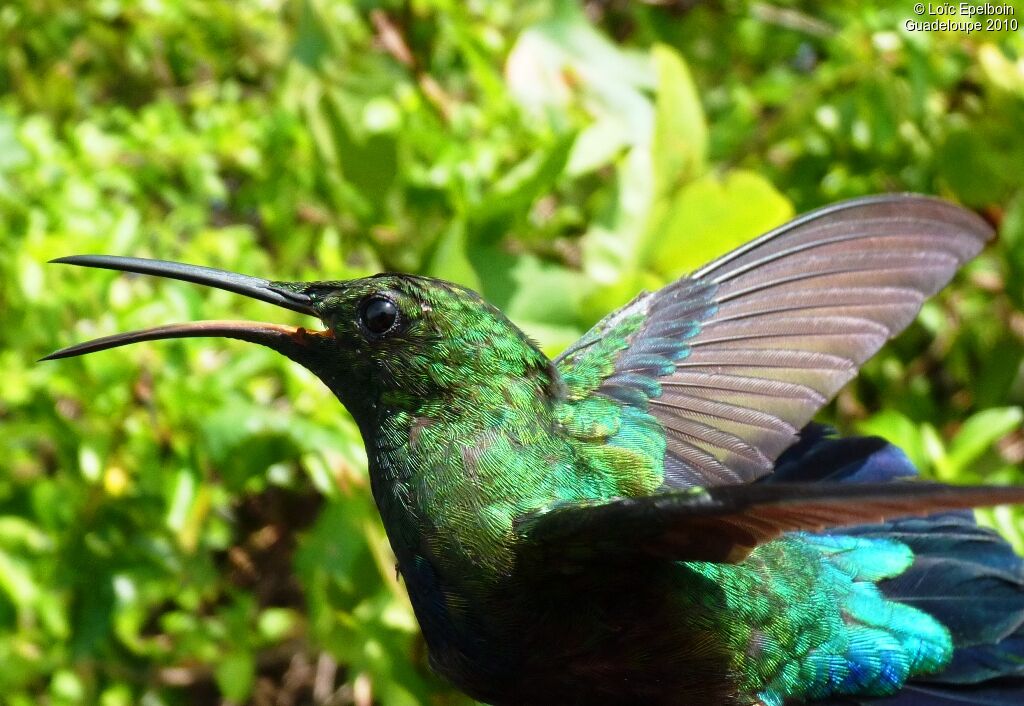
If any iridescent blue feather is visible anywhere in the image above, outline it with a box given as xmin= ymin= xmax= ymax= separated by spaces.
xmin=769 ymin=424 xmax=1024 ymax=704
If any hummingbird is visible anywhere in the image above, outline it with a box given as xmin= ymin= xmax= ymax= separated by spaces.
xmin=45 ymin=194 xmax=1024 ymax=705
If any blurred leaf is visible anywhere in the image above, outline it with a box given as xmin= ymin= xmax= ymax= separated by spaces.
xmin=0 ymin=518 xmax=52 ymax=552
xmin=501 ymin=256 xmax=589 ymax=353
xmin=651 ymin=44 xmax=707 ymax=198
xmin=428 ymin=220 xmax=482 ymax=291
xmin=506 ymin=3 xmax=654 ymax=146
xmin=979 ymin=43 xmax=1024 ymax=98
xmin=0 ymin=550 xmax=39 ymax=610
xmin=292 ymin=0 xmax=334 ymax=70
xmin=947 ymin=407 xmax=1023 ymax=477
xmin=471 ymin=133 xmax=576 ymax=231
xmin=215 ymin=651 xmax=255 ymax=704
xmin=645 ymin=170 xmax=793 ymax=278
xmin=317 ymin=88 xmax=399 ymax=215
xmin=1002 ymin=190 xmax=1024 ymax=309
xmin=922 ymin=423 xmax=951 ymax=481
xmin=0 ymin=114 xmax=30 ymax=173
xmin=257 ymin=608 xmax=299 ymax=642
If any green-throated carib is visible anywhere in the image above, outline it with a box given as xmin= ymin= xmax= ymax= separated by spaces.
xmin=45 ymin=194 xmax=1024 ymax=705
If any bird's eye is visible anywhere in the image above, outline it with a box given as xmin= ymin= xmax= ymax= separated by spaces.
xmin=358 ymin=295 xmax=399 ymax=336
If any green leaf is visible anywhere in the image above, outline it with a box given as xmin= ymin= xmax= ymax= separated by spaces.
xmin=947 ymin=407 xmax=1023 ymax=476
xmin=1001 ymin=190 xmax=1024 ymax=309
xmin=427 ymin=220 xmax=482 ymax=291
xmin=291 ymin=0 xmax=333 ymax=69
xmin=0 ymin=114 xmax=30 ymax=173
xmin=922 ymin=423 xmax=950 ymax=481
xmin=165 ymin=468 xmax=197 ymax=537
xmin=258 ymin=608 xmax=299 ymax=642
xmin=502 ymin=256 xmax=588 ymax=327
xmin=0 ymin=550 xmax=40 ymax=609
xmin=506 ymin=5 xmax=654 ymax=150
xmin=644 ymin=170 xmax=793 ymax=278
xmin=470 ymin=133 xmax=576 ymax=230
xmin=50 ymin=670 xmax=84 ymax=703
xmin=651 ymin=44 xmax=707 ymax=199
xmin=499 ymin=256 xmax=589 ymax=354
xmin=321 ymin=90 xmax=399 ymax=210
xmin=215 ymin=651 xmax=256 ymax=704
xmin=579 ymin=146 xmax=657 ymax=316
xmin=567 ymin=118 xmax=631 ymax=176
xmin=0 ymin=518 xmax=52 ymax=553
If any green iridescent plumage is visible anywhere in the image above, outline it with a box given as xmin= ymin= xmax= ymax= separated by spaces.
xmin=45 ymin=195 xmax=1024 ymax=705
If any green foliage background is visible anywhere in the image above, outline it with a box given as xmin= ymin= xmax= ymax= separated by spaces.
xmin=2 ymin=1 xmax=1023 ymax=703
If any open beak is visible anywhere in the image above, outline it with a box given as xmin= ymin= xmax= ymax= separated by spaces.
xmin=41 ymin=255 xmax=330 ymax=362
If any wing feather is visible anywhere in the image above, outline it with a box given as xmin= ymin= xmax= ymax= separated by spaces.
xmin=555 ymin=194 xmax=992 ymax=489
xmin=517 ymin=483 xmax=1024 ymax=567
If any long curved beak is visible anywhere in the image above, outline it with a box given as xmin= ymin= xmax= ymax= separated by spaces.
xmin=41 ymin=255 xmax=330 ymax=362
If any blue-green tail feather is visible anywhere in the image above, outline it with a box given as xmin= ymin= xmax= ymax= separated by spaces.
xmin=768 ymin=425 xmax=1024 ymax=704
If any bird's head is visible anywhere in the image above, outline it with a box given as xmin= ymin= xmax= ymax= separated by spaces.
xmin=43 ymin=256 xmax=555 ymax=433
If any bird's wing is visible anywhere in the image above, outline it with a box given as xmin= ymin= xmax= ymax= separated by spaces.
xmin=555 ymin=194 xmax=992 ymax=489
xmin=515 ymin=482 xmax=1024 ymax=566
